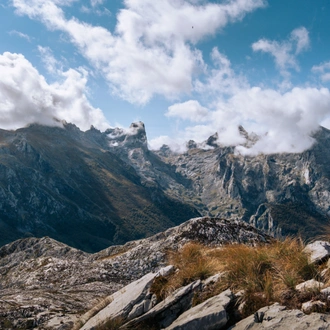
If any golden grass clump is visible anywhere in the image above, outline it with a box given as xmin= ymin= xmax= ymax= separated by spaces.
xmin=168 ymin=242 xmax=216 ymax=286
xmin=152 ymin=238 xmax=321 ymax=317
xmin=212 ymin=238 xmax=318 ymax=316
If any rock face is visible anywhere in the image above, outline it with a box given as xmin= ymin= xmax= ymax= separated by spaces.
xmin=0 ymin=123 xmax=199 ymax=252
xmin=79 ymin=266 xmax=174 ymax=330
xmin=0 ymin=217 xmax=272 ymax=329
xmin=98 ymin=122 xmax=330 ymax=241
xmin=303 ymin=240 xmax=330 ymax=264
xmin=164 ymin=289 xmax=233 ymax=330
xmin=152 ymin=127 xmax=330 ymax=240
xmin=229 ymin=303 xmax=330 ymax=329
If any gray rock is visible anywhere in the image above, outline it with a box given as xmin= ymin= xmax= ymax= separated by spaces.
xmin=164 ymin=289 xmax=233 ymax=330
xmin=301 ymin=300 xmax=326 ymax=314
xmin=295 ymin=279 xmax=324 ymax=292
xmin=122 ymin=280 xmax=202 ymax=329
xmin=303 ymin=240 xmax=330 ymax=264
xmin=80 ymin=266 xmax=174 ymax=330
xmin=229 ymin=303 xmax=330 ymax=329
xmin=0 ymin=218 xmax=270 ymax=329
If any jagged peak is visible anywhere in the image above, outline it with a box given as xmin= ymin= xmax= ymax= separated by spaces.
xmin=186 ymin=140 xmax=197 ymax=149
xmin=106 ymin=121 xmax=148 ymax=149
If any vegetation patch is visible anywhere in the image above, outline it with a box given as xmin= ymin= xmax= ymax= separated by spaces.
xmin=153 ymin=239 xmax=329 ymax=318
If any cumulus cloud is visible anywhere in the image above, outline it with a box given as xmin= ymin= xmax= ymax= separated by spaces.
xmin=252 ymin=27 xmax=310 ymax=77
xmin=10 ymin=1 xmax=330 ymax=156
xmin=151 ymin=85 xmax=330 ymax=155
xmin=312 ymin=62 xmax=330 ymax=82
xmin=166 ymin=100 xmax=209 ymax=122
xmin=224 ymin=86 xmax=330 ymax=155
xmin=0 ymin=52 xmax=109 ymax=131
xmin=195 ymin=47 xmax=248 ymax=96
xmin=11 ymin=0 xmax=267 ymax=104
xmin=38 ymin=46 xmax=61 ymax=74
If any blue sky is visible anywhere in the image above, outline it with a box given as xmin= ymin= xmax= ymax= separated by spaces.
xmin=1 ymin=0 xmax=330 ymax=154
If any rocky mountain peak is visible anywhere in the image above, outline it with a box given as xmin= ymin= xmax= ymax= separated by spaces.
xmin=106 ymin=121 xmax=147 ymax=149
xmin=206 ymin=132 xmax=219 ymax=148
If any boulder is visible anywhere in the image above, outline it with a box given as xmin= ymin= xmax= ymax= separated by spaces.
xmin=321 ymin=286 xmax=330 ymax=295
xmin=164 ymin=289 xmax=233 ymax=330
xmin=121 ymin=280 xmax=201 ymax=329
xmin=229 ymin=303 xmax=330 ymax=329
xmin=295 ymin=279 xmax=324 ymax=292
xmin=301 ymin=300 xmax=326 ymax=314
xmin=79 ymin=266 xmax=174 ymax=330
xmin=303 ymin=241 xmax=330 ymax=264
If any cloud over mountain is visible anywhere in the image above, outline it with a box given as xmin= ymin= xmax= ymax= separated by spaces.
xmin=0 ymin=52 xmax=109 ymax=130
xmin=5 ymin=0 xmax=330 ymax=155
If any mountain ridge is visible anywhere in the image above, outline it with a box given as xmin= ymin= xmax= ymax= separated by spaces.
xmin=1 ymin=121 xmax=330 ymax=251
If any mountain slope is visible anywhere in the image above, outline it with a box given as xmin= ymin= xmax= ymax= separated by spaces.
xmin=1 ymin=121 xmax=330 ymax=251
xmin=152 ymin=128 xmax=330 ymax=239
xmin=107 ymin=124 xmax=330 ymax=240
xmin=0 ymin=217 xmax=272 ymax=329
xmin=0 ymin=123 xmax=199 ymax=252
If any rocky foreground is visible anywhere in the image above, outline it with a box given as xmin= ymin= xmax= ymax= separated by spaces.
xmin=2 ymin=217 xmax=330 ymax=329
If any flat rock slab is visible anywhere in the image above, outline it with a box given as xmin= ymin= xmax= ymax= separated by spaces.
xmin=122 ymin=279 xmax=202 ymax=329
xmin=303 ymin=240 xmax=330 ymax=264
xmin=164 ymin=289 xmax=233 ymax=330
xmin=229 ymin=303 xmax=330 ymax=329
xmin=80 ymin=266 xmax=173 ymax=330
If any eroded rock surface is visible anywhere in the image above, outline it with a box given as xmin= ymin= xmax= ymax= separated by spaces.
xmin=229 ymin=303 xmax=330 ymax=329
xmin=164 ymin=289 xmax=233 ymax=330
xmin=0 ymin=217 xmax=271 ymax=329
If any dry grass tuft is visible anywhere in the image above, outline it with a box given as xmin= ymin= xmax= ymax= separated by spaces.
xmin=167 ymin=242 xmax=216 ymax=287
xmin=153 ymin=238 xmax=323 ymax=318
xmin=212 ymin=238 xmax=318 ymax=316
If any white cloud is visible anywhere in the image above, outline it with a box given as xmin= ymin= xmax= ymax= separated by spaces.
xmin=223 ymin=86 xmax=330 ymax=155
xmin=11 ymin=0 xmax=329 ymax=156
xmin=152 ymin=85 xmax=330 ymax=155
xmin=166 ymin=100 xmax=209 ymax=122
xmin=8 ymin=30 xmax=32 ymax=42
xmin=38 ymin=46 xmax=61 ymax=74
xmin=252 ymin=27 xmax=310 ymax=77
xmin=0 ymin=52 xmax=109 ymax=131
xmin=312 ymin=61 xmax=330 ymax=82
xmin=91 ymin=0 xmax=104 ymax=7
xmin=11 ymin=0 xmax=267 ymax=104
xmin=195 ymin=47 xmax=248 ymax=96
xmin=291 ymin=26 xmax=310 ymax=54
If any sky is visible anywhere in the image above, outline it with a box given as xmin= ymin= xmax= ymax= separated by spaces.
xmin=1 ymin=0 xmax=330 ymax=155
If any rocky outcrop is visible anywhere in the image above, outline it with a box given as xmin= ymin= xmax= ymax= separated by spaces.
xmin=295 ymin=279 xmax=324 ymax=292
xmin=229 ymin=303 xmax=330 ymax=329
xmin=122 ymin=279 xmax=202 ymax=329
xmin=164 ymin=289 xmax=233 ymax=330
xmin=0 ymin=217 xmax=271 ymax=329
xmin=303 ymin=240 xmax=330 ymax=264
xmin=3 ymin=217 xmax=330 ymax=329
xmin=79 ymin=266 xmax=174 ymax=330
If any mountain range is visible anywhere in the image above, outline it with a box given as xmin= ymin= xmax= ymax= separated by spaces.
xmin=0 ymin=121 xmax=330 ymax=252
